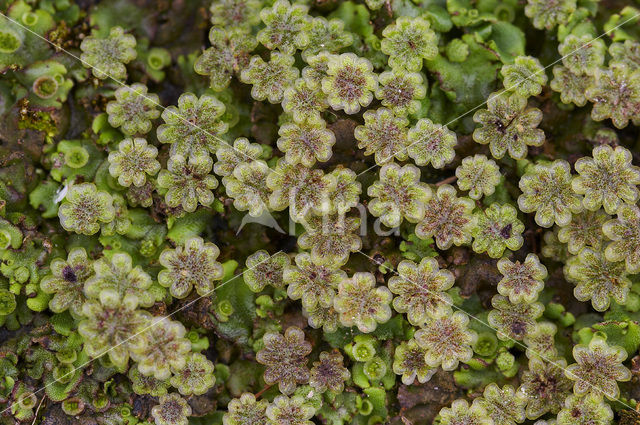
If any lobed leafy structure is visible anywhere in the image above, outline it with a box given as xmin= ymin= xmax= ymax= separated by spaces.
xmin=1 ymin=0 xmax=640 ymax=424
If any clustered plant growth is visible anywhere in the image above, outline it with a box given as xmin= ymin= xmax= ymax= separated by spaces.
xmin=1 ymin=0 xmax=640 ymax=424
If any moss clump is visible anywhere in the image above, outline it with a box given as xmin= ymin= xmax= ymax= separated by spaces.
xmin=2 ymin=1 xmax=640 ymax=424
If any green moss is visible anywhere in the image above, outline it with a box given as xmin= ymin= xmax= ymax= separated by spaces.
xmin=0 ymin=29 xmax=22 ymax=54
xmin=2 ymin=1 xmax=640 ymax=424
